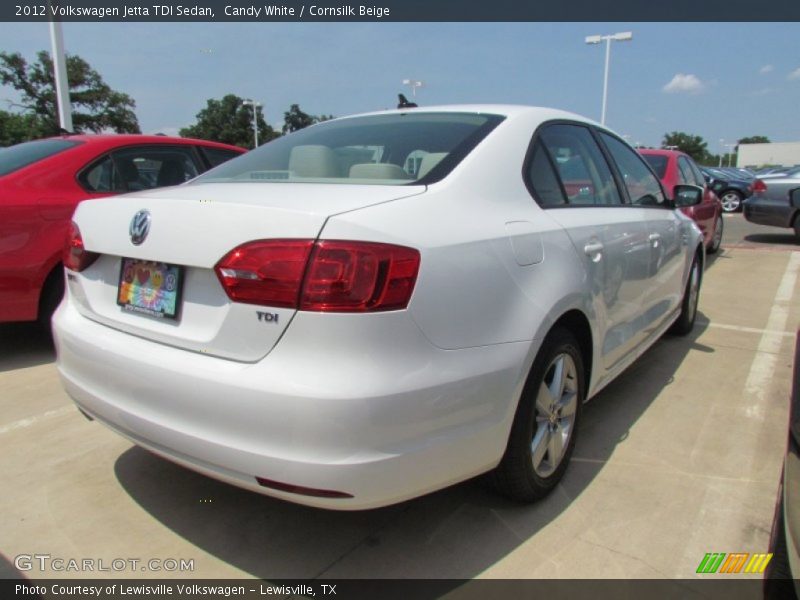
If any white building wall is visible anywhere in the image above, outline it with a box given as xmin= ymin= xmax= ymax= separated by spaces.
xmin=738 ymin=142 xmax=800 ymax=167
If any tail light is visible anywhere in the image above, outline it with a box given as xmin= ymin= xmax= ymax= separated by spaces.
xmin=215 ymin=240 xmax=314 ymax=308
xmin=752 ymin=178 xmax=767 ymax=193
xmin=63 ymin=222 xmax=99 ymax=272
xmin=215 ymin=239 xmax=420 ymax=312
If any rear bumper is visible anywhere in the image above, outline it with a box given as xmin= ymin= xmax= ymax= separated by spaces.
xmin=743 ymin=198 xmax=795 ymax=229
xmin=54 ymin=299 xmax=531 ymax=509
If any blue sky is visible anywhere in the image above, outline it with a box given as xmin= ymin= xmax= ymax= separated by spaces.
xmin=1 ymin=22 xmax=799 ymax=150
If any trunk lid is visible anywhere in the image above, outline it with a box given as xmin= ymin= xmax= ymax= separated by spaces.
xmin=68 ymin=182 xmax=425 ymax=362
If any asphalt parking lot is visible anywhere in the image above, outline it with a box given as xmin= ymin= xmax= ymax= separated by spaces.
xmin=1 ymin=214 xmax=799 ymax=581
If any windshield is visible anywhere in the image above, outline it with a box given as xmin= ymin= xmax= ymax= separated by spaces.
xmin=642 ymin=154 xmax=668 ymax=179
xmin=0 ymin=139 xmax=80 ymax=176
xmin=193 ymin=112 xmax=505 ymax=186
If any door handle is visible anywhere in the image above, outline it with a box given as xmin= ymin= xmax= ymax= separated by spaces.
xmin=648 ymin=233 xmax=661 ymax=242
xmin=584 ymin=241 xmax=604 ymax=256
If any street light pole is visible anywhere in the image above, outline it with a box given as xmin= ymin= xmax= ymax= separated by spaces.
xmin=585 ymin=31 xmax=633 ymax=126
xmin=718 ymin=139 xmax=724 ymax=167
xmin=242 ymin=99 xmax=261 ymax=149
xmin=402 ymin=79 xmax=424 ymax=98
xmin=48 ymin=4 xmax=73 ymax=132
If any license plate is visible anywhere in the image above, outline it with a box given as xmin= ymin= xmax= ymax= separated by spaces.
xmin=117 ymin=258 xmax=183 ymax=320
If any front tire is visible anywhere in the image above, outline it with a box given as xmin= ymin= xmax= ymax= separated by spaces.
xmin=707 ymin=215 xmax=723 ymax=254
xmin=720 ymin=190 xmax=743 ymax=213
xmin=669 ymin=254 xmax=701 ymax=335
xmin=492 ymin=327 xmax=585 ymax=502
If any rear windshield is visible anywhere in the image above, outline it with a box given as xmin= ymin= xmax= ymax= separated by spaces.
xmin=0 ymin=139 xmax=80 ymax=176
xmin=642 ymin=154 xmax=668 ymax=179
xmin=193 ymin=112 xmax=505 ymax=186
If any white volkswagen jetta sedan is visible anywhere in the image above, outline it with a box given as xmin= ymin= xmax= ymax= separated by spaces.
xmin=54 ymin=105 xmax=704 ymax=509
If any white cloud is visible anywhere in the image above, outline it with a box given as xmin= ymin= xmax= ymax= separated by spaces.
xmin=751 ymin=87 xmax=775 ymax=96
xmin=788 ymin=68 xmax=800 ymax=81
xmin=662 ymin=73 xmax=706 ymax=94
xmin=759 ymin=64 xmax=774 ymax=74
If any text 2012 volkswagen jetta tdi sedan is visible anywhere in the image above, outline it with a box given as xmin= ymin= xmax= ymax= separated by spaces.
xmin=54 ymin=106 xmax=704 ymax=509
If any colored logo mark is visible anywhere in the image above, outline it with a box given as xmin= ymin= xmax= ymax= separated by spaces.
xmin=696 ymin=552 xmax=773 ymax=574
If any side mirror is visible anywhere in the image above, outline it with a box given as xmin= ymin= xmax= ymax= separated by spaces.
xmin=791 ymin=188 xmax=800 ymax=209
xmin=673 ymin=184 xmax=703 ymax=207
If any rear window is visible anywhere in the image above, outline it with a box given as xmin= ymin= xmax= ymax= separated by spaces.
xmin=0 ymin=139 xmax=80 ymax=176
xmin=193 ymin=112 xmax=505 ymax=186
xmin=642 ymin=154 xmax=668 ymax=179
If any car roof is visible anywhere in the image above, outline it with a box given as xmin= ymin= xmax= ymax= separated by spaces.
xmin=43 ymin=133 xmax=245 ymax=152
xmin=336 ymin=104 xmax=598 ymax=125
xmin=638 ymin=148 xmax=685 ymax=158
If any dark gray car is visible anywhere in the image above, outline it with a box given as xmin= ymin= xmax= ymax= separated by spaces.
xmin=744 ymin=172 xmax=800 ymax=239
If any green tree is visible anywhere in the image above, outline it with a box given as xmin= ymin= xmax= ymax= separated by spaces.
xmin=662 ymin=131 xmax=709 ymax=163
xmin=282 ymin=104 xmax=315 ymax=134
xmin=737 ymin=135 xmax=770 ymax=146
xmin=282 ymin=104 xmax=335 ymax=134
xmin=180 ymin=94 xmax=278 ymax=149
xmin=0 ymin=110 xmax=48 ymax=146
xmin=0 ymin=51 xmax=140 ymax=136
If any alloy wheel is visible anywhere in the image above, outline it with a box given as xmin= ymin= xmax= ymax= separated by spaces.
xmin=531 ymin=353 xmax=578 ymax=477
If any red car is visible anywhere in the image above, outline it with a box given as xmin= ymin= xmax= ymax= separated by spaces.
xmin=640 ymin=149 xmax=723 ymax=254
xmin=0 ymin=134 xmax=245 ymax=325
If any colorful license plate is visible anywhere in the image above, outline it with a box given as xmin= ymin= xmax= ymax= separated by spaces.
xmin=117 ymin=258 xmax=183 ymax=319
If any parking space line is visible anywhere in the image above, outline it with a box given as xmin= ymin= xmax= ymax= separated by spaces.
xmin=744 ymin=251 xmax=800 ymax=414
xmin=0 ymin=405 xmax=73 ymax=435
xmin=696 ymin=320 xmax=796 ymax=338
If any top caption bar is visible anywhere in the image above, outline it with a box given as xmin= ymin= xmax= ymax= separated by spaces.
xmin=3 ymin=0 xmax=800 ymax=22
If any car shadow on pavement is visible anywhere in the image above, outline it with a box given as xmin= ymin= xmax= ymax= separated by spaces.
xmin=743 ymin=233 xmax=799 ymax=246
xmin=0 ymin=323 xmax=55 ymax=373
xmin=113 ymin=317 xmax=710 ymax=580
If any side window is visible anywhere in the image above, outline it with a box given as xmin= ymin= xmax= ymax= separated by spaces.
xmin=677 ymin=156 xmax=695 ymax=185
xmin=599 ymin=133 xmax=666 ymax=206
xmin=111 ymin=146 xmax=199 ymax=191
xmin=201 ymin=147 xmax=243 ymax=168
xmin=79 ymin=156 xmax=116 ymax=192
xmin=534 ymin=124 xmax=622 ymax=206
xmin=687 ymin=159 xmax=706 ymax=187
xmin=527 ymin=141 xmax=566 ymax=206
xmin=79 ymin=146 xmax=201 ymax=193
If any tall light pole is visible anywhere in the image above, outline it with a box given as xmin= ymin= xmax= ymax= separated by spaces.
xmin=402 ymin=79 xmax=424 ymax=98
xmin=585 ymin=31 xmax=633 ymax=126
xmin=48 ymin=3 xmax=72 ymax=132
xmin=718 ymin=139 xmax=725 ymax=167
xmin=724 ymin=143 xmax=736 ymax=167
xmin=242 ymin=99 xmax=261 ymax=148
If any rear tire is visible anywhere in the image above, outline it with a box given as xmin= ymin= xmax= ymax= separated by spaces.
xmin=491 ymin=327 xmax=585 ymax=502
xmin=37 ymin=268 xmax=64 ymax=331
xmin=707 ymin=215 xmax=723 ymax=254
xmin=669 ymin=254 xmax=701 ymax=336
xmin=720 ymin=190 xmax=743 ymax=213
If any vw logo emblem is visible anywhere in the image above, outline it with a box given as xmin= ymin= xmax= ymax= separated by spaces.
xmin=129 ymin=210 xmax=151 ymax=246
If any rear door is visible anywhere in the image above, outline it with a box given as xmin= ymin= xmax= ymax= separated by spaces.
xmin=597 ymin=132 xmax=685 ymax=332
xmin=529 ymin=122 xmax=652 ymax=371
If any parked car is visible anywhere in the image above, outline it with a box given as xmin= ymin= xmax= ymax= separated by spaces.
xmin=640 ymin=149 xmax=724 ymax=253
xmin=53 ymin=106 xmax=704 ymax=509
xmin=744 ymin=187 xmax=800 ymax=240
xmin=764 ymin=331 xmax=800 ymax=598
xmin=0 ymin=134 xmax=245 ymax=326
xmin=699 ymin=166 xmax=760 ymax=213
